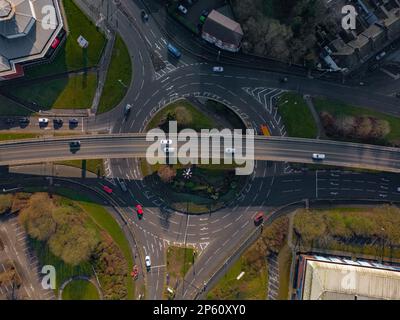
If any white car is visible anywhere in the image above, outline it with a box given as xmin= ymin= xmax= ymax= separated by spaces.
xmin=160 ymin=139 xmax=173 ymax=145
xmin=212 ymin=66 xmax=224 ymax=73
xmin=225 ymin=148 xmax=236 ymax=154
xmin=312 ymin=153 xmax=326 ymax=160
xmin=177 ymin=5 xmax=188 ymax=14
xmin=397 ymin=187 xmax=400 ymax=192
xmin=164 ymin=147 xmax=175 ymax=153
xmin=145 ymin=255 xmax=151 ymax=270
xmin=38 ymin=118 xmax=49 ymax=125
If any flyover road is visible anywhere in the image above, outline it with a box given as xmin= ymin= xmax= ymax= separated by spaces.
xmin=0 ymin=135 xmax=399 ymax=173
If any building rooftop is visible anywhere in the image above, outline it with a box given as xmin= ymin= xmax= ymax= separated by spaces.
xmin=202 ymin=9 xmax=243 ymax=46
xmin=0 ymin=0 xmax=64 ymax=80
xmin=302 ymin=259 xmax=400 ymax=300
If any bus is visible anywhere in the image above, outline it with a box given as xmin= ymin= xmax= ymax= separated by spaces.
xmin=260 ymin=124 xmax=271 ymax=136
xmin=167 ymin=43 xmax=182 ymax=59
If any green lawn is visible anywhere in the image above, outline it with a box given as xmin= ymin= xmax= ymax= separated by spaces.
xmin=25 ymin=0 xmax=106 ymax=78
xmin=56 ymin=159 xmax=105 ymax=177
xmin=62 ymin=279 xmax=100 ymax=300
xmin=30 ymin=237 xmax=94 ymax=291
xmin=10 ymin=73 xmax=97 ymax=110
xmin=207 ymin=253 xmax=267 ymax=300
xmin=98 ymin=35 xmax=133 ymax=114
xmin=146 ymin=99 xmax=216 ymax=132
xmin=0 ymin=96 xmax=32 ymax=116
xmin=277 ymin=93 xmax=317 ymax=138
xmin=313 ymin=98 xmax=400 ymax=145
xmin=0 ymin=133 xmax=39 ymax=141
xmin=54 ymin=188 xmax=134 ymax=299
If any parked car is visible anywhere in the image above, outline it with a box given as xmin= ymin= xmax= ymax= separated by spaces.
xmin=312 ymin=153 xmax=326 ymax=160
xmin=145 ymin=255 xmax=151 ymax=271
xmin=376 ymin=51 xmax=386 ymax=61
xmin=19 ymin=117 xmax=30 ymax=124
xmin=254 ymin=212 xmax=264 ymax=226
xmin=39 ymin=118 xmax=49 ymax=126
xmin=102 ymin=185 xmax=113 ymax=194
xmin=212 ymin=66 xmax=224 ymax=73
xmin=53 ymin=118 xmax=63 ymax=126
xmin=225 ymin=148 xmax=236 ymax=154
xmin=177 ymin=5 xmax=188 ymax=15
xmin=69 ymin=118 xmax=79 ymax=126
xmin=201 ymin=9 xmax=210 ymax=17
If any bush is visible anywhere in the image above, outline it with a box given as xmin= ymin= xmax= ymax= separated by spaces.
xmin=0 ymin=194 xmax=13 ymax=214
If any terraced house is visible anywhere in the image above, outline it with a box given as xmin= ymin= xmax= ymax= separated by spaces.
xmin=0 ymin=0 xmax=65 ymax=81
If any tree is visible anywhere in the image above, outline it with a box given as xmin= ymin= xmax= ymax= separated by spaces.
xmin=0 ymin=194 xmax=13 ymax=215
xmin=19 ymin=193 xmax=56 ymax=241
xmin=157 ymin=165 xmax=177 ymax=183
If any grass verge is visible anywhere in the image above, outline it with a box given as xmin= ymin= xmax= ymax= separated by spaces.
xmin=56 ymin=159 xmax=105 ymax=176
xmin=98 ymin=35 xmax=133 ymax=114
xmin=62 ymin=279 xmax=100 ymax=300
xmin=277 ymin=93 xmax=317 ymax=138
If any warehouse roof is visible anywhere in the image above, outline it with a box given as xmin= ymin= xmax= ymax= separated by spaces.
xmin=302 ymin=260 xmax=400 ymax=300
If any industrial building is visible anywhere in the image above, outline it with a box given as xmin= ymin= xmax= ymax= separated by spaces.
xmin=294 ymin=254 xmax=400 ymax=300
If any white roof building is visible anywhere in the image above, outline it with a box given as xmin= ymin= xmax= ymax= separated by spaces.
xmin=301 ymin=258 xmax=400 ymax=300
xmin=0 ymin=0 xmax=64 ymax=80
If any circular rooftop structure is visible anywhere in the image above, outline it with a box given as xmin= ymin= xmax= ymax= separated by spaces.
xmin=0 ymin=0 xmax=13 ymax=20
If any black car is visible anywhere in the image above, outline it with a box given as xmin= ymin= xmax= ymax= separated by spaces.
xmin=19 ymin=117 xmax=30 ymax=124
xmin=70 ymin=141 xmax=81 ymax=152
xmin=141 ymin=10 xmax=149 ymax=21
xmin=5 ymin=118 xmax=14 ymax=125
xmin=54 ymin=118 xmax=63 ymax=125
xmin=69 ymin=118 xmax=79 ymax=128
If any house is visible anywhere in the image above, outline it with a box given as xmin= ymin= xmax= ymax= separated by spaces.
xmin=0 ymin=0 xmax=65 ymax=81
xmin=201 ymin=10 xmax=243 ymax=53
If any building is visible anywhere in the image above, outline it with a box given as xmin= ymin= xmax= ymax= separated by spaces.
xmin=322 ymin=0 xmax=400 ymax=73
xmin=201 ymin=10 xmax=243 ymax=53
xmin=0 ymin=0 xmax=65 ymax=81
xmin=294 ymin=254 xmax=400 ymax=300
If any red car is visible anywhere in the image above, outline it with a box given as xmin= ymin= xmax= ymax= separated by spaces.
xmin=254 ymin=212 xmax=264 ymax=226
xmin=102 ymin=185 xmax=113 ymax=194
xmin=136 ymin=204 xmax=144 ymax=218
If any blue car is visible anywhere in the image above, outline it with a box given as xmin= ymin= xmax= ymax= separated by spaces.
xmin=167 ymin=43 xmax=182 ymax=59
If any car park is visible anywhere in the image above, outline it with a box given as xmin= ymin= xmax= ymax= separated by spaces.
xmin=145 ymin=255 xmax=151 ymax=271
xmin=312 ymin=153 xmax=326 ymax=160
xmin=177 ymin=5 xmax=188 ymax=15
xmin=102 ymin=185 xmax=113 ymax=194
xmin=212 ymin=66 xmax=224 ymax=73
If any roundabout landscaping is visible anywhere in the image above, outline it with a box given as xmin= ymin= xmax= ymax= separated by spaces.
xmin=139 ymin=98 xmax=251 ymax=214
